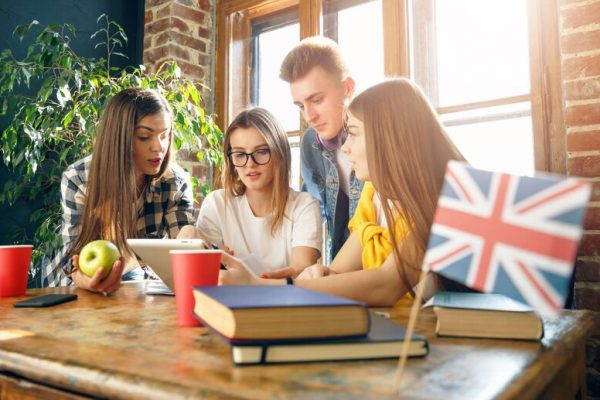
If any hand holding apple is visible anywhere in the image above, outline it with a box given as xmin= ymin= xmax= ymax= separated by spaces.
xmin=70 ymin=240 xmax=124 ymax=295
xmin=78 ymin=240 xmax=120 ymax=279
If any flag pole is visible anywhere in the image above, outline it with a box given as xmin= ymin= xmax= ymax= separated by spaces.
xmin=392 ymin=267 xmax=428 ymax=395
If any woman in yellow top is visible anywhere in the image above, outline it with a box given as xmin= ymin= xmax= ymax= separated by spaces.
xmin=263 ymin=146 xmax=404 ymax=278
xmin=288 ymin=181 xmax=407 ymax=280
xmin=349 ymin=181 xmax=405 ymax=269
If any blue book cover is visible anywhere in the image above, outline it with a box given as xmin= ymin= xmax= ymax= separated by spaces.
xmin=193 ymin=285 xmax=367 ymax=309
xmin=431 ymin=291 xmax=534 ymax=312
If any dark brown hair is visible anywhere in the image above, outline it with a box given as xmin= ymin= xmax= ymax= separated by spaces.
xmin=69 ymin=88 xmax=173 ymax=258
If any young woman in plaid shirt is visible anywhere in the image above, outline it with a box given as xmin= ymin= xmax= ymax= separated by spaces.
xmin=43 ymin=88 xmax=195 ymax=293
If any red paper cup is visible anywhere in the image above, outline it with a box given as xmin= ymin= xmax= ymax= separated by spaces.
xmin=0 ymin=245 xmax=33 ymax=297
xmin=170 ymin=249 xmax=221 ymax=327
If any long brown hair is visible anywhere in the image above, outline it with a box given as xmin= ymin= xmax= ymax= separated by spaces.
xmin=348 ymin=78 xmax=464 ymax=291
xmin=221 ymin=107 xmax=291 ymax=235
xmin=69 ymin=88 xmax=173 ymax=258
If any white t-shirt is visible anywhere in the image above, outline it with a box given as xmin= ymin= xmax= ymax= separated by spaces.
xmin=196 ymin=189 xmax=322 ymax=274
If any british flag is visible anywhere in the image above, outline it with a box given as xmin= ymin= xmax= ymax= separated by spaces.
xmin=423 ymin=161 xmax=591 ymax=317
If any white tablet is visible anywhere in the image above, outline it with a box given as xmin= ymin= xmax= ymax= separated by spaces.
xmin=127 ymin=238 xmax=205 ymax=291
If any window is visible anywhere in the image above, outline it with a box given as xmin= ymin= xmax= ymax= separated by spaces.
xmin=409 ymin=0 xmax=535 ymax=175
xmin=251 ymin=12 xmax=302 ymax=188
xmin=324 ymin=0 xmax=385 ymax=93
xmin=217 ymin=0 xmax=564 ymax=182
xmin=251 ymin=13 xmax=300 ymax=132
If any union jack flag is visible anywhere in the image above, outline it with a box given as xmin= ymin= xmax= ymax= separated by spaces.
xmin=423 ymin=161 xmax=591 ymax=317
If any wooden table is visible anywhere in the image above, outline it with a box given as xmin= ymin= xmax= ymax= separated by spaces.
xmin=0 ymin=282 xmax=597 ymax=399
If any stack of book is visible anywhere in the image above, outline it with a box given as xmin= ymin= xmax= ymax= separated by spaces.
xmin=192 ymin=285 xmax=429 ymax=365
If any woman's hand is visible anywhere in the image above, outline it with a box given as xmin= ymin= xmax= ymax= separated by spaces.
xmin=296 ymin=263 xmax=333 ymax=280
xmin=176 ymin=225 xmax=208 ymax=247
xmin=214 ymin=243 xmax=234 ymax=256
xmin=260 ymin=266 xmax=297 ymax=279
xmin=218 ymin=252 xmax=260 ymax=285
xmin=70 ymin=255 xmax=125 ymax=295
xmin=177 ymin=226 xmax=235 ymax=255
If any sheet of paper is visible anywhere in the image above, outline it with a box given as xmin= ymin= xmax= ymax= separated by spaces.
xmin=144 ymin=280 xmax=174 ymax=296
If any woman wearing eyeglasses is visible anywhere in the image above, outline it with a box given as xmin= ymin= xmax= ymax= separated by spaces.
xmin=179 ymin=107 xmax=322 ymax=276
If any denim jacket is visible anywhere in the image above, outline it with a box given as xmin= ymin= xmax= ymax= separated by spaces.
xmin=301 ymin=128 xmax=364 ymax=263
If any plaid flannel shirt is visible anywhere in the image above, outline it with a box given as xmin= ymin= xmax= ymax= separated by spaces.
xmin=42 ymin=155 xmax=195 ymax=287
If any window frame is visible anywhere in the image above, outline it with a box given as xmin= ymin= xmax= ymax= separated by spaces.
xmin=250 ymin=9 xmax=300 ymax=107
xmin=215 ymin=0 xmax=564 ymax=173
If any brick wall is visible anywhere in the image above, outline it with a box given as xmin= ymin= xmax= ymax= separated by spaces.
xmin=561 ymin=0 xmax=600 ymax=396
xmin=143 ymin=0 xmax=216 ymax=202
xmin=144 ymin=0 xmax=214 ymax=95
xmin=562 ymin=0 xmax=600 ymax=308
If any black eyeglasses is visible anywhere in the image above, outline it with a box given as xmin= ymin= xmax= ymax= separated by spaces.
xmin=227 ymin=148 xmax=272 ymax=167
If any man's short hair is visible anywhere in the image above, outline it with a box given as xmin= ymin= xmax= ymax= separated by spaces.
xmin=280 ymin=36 xmax=349 ymax=83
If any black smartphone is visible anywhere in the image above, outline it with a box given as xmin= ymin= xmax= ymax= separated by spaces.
xmin=13 ymin=294 xmax=78 ymax=308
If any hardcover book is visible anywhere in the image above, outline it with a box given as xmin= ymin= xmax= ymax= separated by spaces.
xmin=192 ymin=285 xmax=370 ymax=341
xmin=428 ymin=291 xmax=544 ymax=340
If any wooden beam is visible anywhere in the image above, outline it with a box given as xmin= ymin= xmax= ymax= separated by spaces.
xmin=382 ymin=0 xmax=409 ymax=77
xmin=527 ymin=0 xmax=565 ymax=173
xmin=300 ymin=0 xmax=322 ymax=38
xmin=215 ymin=0 xmax=229 ymax=130
xmin=436 ymin=94 xmax=531 ymax=115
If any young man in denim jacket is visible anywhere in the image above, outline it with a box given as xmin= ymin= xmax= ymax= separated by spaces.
xmin=279 ymin=36 xmax=364 ymax=265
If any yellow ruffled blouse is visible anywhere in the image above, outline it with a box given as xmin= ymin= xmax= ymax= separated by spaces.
xmin=347 ymin=182 xmax=409 ymax=270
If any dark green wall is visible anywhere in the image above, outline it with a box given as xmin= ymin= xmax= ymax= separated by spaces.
xmin=0 ymin=0 xmax=144 ymax=246
xmin=0 ymin=0 xmax=143 ymax=63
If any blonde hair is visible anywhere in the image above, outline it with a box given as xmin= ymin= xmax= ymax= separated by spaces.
xmin=280 ymin=36 xmax=349 ymax=83
xmin=348 ymin=78 xmax=464 ymax=291
xmin=69 ymin=88 xmax=173 ymax=259
xmin=221 ymin=107 xmax=291 ymax=235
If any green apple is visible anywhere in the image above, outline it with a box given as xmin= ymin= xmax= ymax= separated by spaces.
xmin=78 ymin=240 xmax=120 ymax=279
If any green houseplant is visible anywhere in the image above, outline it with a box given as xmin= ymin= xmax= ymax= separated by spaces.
xmin=0 ymin=15 xmax=223 ymax=286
